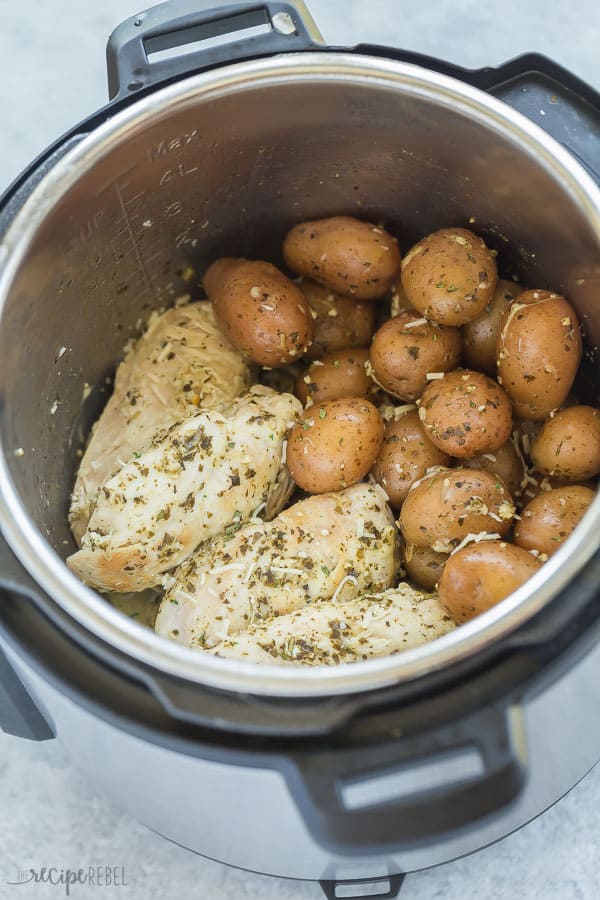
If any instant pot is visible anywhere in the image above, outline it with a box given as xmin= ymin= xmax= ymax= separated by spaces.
xmin=1 ymin=1 xmax=600 ymax=896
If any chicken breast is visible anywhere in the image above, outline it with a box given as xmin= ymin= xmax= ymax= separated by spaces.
xmin=155 ymin=483 xmax=398 ymax=648
xmin=211 ymin=584 xmax=455 ymax=665
xmin=69 ymin=301 xmax=252 ymax=543
xmin=67 ymin=386 xmax=300 ymax=593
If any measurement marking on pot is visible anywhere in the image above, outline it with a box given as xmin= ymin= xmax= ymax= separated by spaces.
xmin=114 ymin=179 xmax=160 ymax=301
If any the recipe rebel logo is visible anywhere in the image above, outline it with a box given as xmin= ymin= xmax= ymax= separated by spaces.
xmin=5 ymin=866 xmax=128 ymax=895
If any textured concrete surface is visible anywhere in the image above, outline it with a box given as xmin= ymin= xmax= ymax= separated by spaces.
xmin=1 ymin=1 xmax=600 ymax=898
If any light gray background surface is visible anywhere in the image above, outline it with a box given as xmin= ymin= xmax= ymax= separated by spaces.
xmin=1 ymin=1 xmax=600 ymax=898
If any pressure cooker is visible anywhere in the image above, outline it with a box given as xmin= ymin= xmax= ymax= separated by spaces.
xmin=1 ymin=1 xmax=599 ymax=896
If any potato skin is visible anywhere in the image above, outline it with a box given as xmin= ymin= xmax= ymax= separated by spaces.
xmin=295 ymin=349 xmax=372 ymax=406
xmin=369 ymin=311 xmax=462 ymax=401
xmin=458 ymin=439 xmax=525 ymax=498
xmin=286 ymin=398 xmax=384 ymax=494
xmin=402 ymin=542 xmax=447 ymax=591
xmin=300 ymin=280 xmax=376 ymax=359
xmin=283 ymin=217 xmax=401 ymax=300
xmin=205 ymin=258 xmax=313 ymax=367
xmin=419 ymin=369 xmax=513 ymax=458
xmin=496 ymin=290 xmax=582 ymax=420
xmin=371 ymin=409 xmax=450 ymax=508
xmin=390 ymin=276 xmax=417 ymax=317
xmin=531 ymin=406 xmax=600 ymax=481
xmin=399 ymin=467 xmax=515 ymax=552
xmin=401 ymin=228 xmax=498 ymax=326
xmin=514 ymin=485 xmax=595 ymax=557
xmin=439 ymin=541 xmax=542 ymax=623
xmin=462 ymin=279 xmax=524 ymax=375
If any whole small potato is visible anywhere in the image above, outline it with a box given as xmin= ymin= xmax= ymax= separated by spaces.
xmin=496 ymin=290 xmax=582 ymax=420
xmin=369 ymin=311 xmax=462 ymax=401
xmin=401 ymin=227 xmax=498 ymax=326
xmin=205 ymin=258 xmax=313 ymax=367
xmin=514 ymin=485 xmax=595 ymax=557
xmin=300 ymin=280 xmax=376 ymax=359
xmin=531 ymin=406 xmax=600 ymax=481
xmin=399 ymin=467 xmax=515 ymax=552
xmin=402 ymin=542 xmax=447 ymax=591
xmin=459 ymin=439 xmax=525 ymax=498
xmin=419 ymin=369 xmax=513 ymax=458
xmin=439 ymin=541 xmax=542 ymax=623
xmin=283 ymin=217 xmax=401 ymax=300
xmin=295 ymin=349 xmax=372 ymax=406
xmin=286 ymin=398 xmax=384 ymax=493
xmin=371 ymin=409 xmax=450 ymax=508
xmin=462 ymin=279 xmax=524 ymax=375
xmin=519 ymin=475 xmax=596 ymax=507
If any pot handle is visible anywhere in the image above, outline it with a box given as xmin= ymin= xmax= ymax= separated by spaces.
xmin=0 ymin=536 xmax=55 ymax=741
xmin=106 ymin=0 xmax=324 ymax=102
xmin=285 ymin=703 xmax=527 ymax=854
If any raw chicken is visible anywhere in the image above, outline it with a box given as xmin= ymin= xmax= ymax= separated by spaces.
xmin=67 ymin=386 xmax=300 ymax=593
xmin=211 ymin=584 xmax=455 ymax=665
xmin=155 ymin=483 xmax=398 ymax=648
xmin=69 ymin=301 xmax=252 ymax=543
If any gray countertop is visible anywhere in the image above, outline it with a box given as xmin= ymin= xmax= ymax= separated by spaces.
xmin=1 ymin=1 xmax=600 ymax=897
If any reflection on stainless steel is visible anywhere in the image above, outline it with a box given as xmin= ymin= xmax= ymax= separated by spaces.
xmin=0 ymin=53 xmax=599 ymax=696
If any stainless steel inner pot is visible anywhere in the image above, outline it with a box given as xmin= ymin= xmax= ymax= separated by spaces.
xmin=1 ymin=52 xmax=599 ymax=697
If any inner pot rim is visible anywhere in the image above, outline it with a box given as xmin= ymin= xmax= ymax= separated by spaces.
xmin=1 ymin=51 xmax=600 ymax=698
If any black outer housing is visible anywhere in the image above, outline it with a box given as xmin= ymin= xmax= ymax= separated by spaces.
xmin=1 ymin=3 xmax=600 ymax=886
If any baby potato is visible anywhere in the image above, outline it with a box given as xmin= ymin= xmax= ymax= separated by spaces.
xmin=462 ymin=279 xmax=524 ymax=375
xmin=439 ymin=541 xmax=542 ymax=623
xmin=295 ymin=349 xmax=372 ymax=406
xmin=399 ymin=467 xmax=515 ymax=552
xmin=514 ymin=485 xmax=595 ymax=557
xmin=531 ymin=406 xmax=600 ymax=482
xmin=286 ymin=398 xmax=384 ymax=494
xmin=205 ymin=258 xmax=313 ymax=367
xmin=371 ymin=409 xmax=450 ymax=508
xmin=419 ymin=369 xmax=513 ymax=458
xmin=496 ymin=290 xmax=582 ymax=420
xmin=300 ymin=280 xmax=376 ymax=358
xmin=369 ymin=311 xmax=462 ymax=401
xmin=402 ymin=542 xmax=447 ymax=591
xmin=401 ymin=227 xmax=498 ymax=326
xmin=458 ymin=439 xmax=525 ymax=498
xmin=283 ymin=217 xmax=401 ymax=300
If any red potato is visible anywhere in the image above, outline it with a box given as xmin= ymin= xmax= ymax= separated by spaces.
xmin=399 ymin=467 xmax=515 ymax=552
xmin=204 ymin=258 xmax=313 ymax=367
xmin=401 ymin=227 xmax=498 ymax=326
xmin=439 ymin=540 xmax=542 ymax=623
xmin=371 ymin=409 xmax=450 ymax=508
xmin=369 ymin=311 xmax=462 ymax=402
xmin=496 ymin=290 xmax=582 ymax=420
xmin=462 ymin=279 xmax=524 ymax=375
xmin=295 ymin=349 xmax=373 ymax=406
xmin=419 ymin=369 xmax=513 ymax=458
xmin=283 ymin=217 xmax=401 ymax=300
xmin=514 ymin=485 xmax=595 ymax=557
xmin=300 ymin=279 xmax=376 ymax=358
xmin=531 ymin=406 xmax=600 ymax=481
xmin=286 ymin=398 xmax=384 ymax=494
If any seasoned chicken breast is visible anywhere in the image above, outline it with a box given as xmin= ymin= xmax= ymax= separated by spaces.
xmin=211 ymin=584 xmax=455 ymax=665
xmin=69 ymin=301 xmax=252 ymax=543
xmin=67 ymin=386 xmax=300 ymax=593
xmin=155 ymin=483 xmax=398 ymax=648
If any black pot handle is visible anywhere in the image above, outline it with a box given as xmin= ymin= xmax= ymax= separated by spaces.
xmin=106 ymin=0 xmax=324 ymax=101
xmin=0 ymin=536 xmax=55 ymax=741
xmin=286 ymin=703 xmax=527 ymax=854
